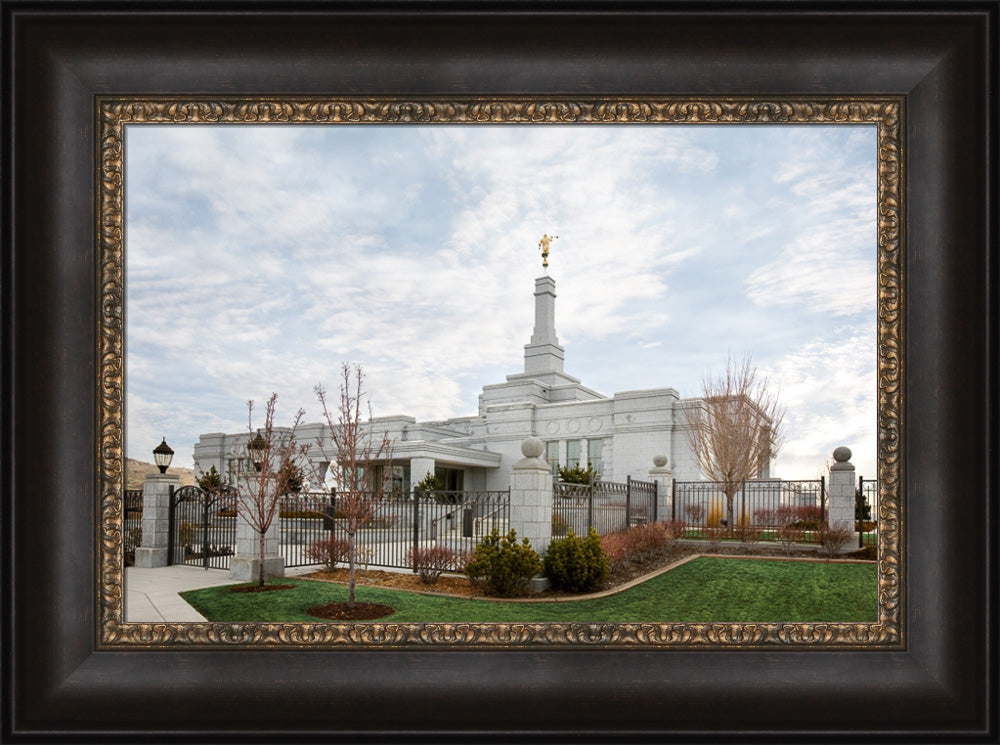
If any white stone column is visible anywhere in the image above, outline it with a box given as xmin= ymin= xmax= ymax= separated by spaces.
xmin=827 ymin=446 xmax=856 ymax=553
xmin=229 ymin=480 xmax=285 ymax=581
xmin=410 ymin=457 xmax=436 ymax=494
xmin=649 ymin=454 xmax=673 ymax=523
xmin=134 ymin=472 xmax=178 ymax=567
xmin=508 ymin=437 xmax=554 ymax=556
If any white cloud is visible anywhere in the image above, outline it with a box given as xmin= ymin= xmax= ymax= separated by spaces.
xmin=124 ymin=124 xmax=879 ymax=472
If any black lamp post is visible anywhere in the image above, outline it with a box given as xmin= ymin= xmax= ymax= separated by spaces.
xmin=247 ymin=430 xmax=267 ymax=472
xmin=153 ymin=438 xmax=174 ymax=474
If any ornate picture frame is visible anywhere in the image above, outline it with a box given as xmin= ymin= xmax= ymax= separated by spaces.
xmin=6 ymin=3 xmax=993 ymax=741
xmin=100 ymin=96 xmax=903 ymax=649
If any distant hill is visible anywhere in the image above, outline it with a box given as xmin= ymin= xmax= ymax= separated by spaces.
xmin=126 ymin=458 xmax=195 ymax=489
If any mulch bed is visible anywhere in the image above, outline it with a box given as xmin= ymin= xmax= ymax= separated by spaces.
xmin=306 ymin=602 xmax=396 ymax=621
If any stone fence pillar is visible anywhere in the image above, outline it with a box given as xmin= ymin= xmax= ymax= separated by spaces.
xmin=230 ymin=480 xmax=285 ymax=581
xmin=134 ymin=472 xmax=178 ymax=568
xmin=827 ymin=446 xmax=856 ymax=551
xmin=649 ymin=454 xmax=672 ymax=522
xmin=508 ymin=437 xmax=554 ymax=556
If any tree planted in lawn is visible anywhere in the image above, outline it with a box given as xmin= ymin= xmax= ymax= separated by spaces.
xmin=312 ymin=363 xmax=393 ymax=610
xmin=233 ymin=394 xmax=308 ymax=587
xmin=687 ymin=353 xmax=784 ymax=531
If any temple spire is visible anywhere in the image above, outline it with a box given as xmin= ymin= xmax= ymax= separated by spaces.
xmin=524 ymin=273 xmax=565 ymax=375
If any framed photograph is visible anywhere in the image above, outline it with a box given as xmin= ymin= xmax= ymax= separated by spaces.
xmin=5 ymin=2 xmax=994 ymax=741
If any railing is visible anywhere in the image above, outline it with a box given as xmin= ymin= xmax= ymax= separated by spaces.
xmin=672 ymin=478 xmax=826 ymax=543
xmin=282 ymin=489 xmax=510 ymax=571
xmin=124 ymin=489 xmax=143 ymax=565
xmin=857 ymin=476 xmax=878 ymax=548
xmin=552 ymin=477 xmax=658 ymax=538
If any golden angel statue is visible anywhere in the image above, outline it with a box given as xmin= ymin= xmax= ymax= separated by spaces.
xmin=538 ymin=233 xmax=557 ymax=269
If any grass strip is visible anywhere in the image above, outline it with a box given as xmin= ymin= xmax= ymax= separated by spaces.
xmin=182 ymin=557 xmax=877 ymax=624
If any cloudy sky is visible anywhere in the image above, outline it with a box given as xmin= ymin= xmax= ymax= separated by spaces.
xmin=125 ymin=123 xmax=878 ymax=479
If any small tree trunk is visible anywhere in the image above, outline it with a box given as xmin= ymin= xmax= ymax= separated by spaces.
xmin=258 ymin=529 xmax=266 ymax=587
xmin=347 ymin=531 xmax=357 ymax=609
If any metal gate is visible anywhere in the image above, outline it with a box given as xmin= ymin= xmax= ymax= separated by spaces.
xmin=168 ymin=484 xmax=237 ymax=569
xmin=552 ymin=476 xmax=658 ymax=537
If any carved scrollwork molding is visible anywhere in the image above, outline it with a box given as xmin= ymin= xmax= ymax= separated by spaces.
xmin=97 ymin=96 xmax=902 ymax=648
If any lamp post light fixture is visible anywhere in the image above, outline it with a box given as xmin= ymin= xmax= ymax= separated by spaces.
xmin=247 ymin=430 xmax=268 ymax=472
xmin=152 ymin=438 xmax=174 ymax=474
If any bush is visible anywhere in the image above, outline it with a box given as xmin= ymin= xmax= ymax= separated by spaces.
xmin=464 ymin=529 xmax=542 ymax=597
xmin=197 ymin=465 xmax=227 ymax=493
xmin=776 ymin=523 xmax=807 ymax=555
xmin=703 ymin=526 xmax=725 ymax=552
xmin=544 ymin=528 xmax=609 ymax=592
xmin=817 ymin=522 xmax=854 ymax=558
xmin=683 ymin=503 xmax=706 ymax=526
xmin=306 ymin=536 xmax=351 ymax=570
xmin=557 ymin=462 xmax=597 ymax=484
xmin=598 ymin=521 xmax=680 ymax=573
xmin=279 ymin=508 xmax=326 ymax=519
xmin=661 ymin=519 xmax=687 ymax=541
xmin=624 ymin=522 xmax=670 ymax=563
xmin=407 ymin=544 xmax=464 ymax=584
xmin=599 ymin=531 xmax=631 ymax=574
xmin=735 ymin=523 xmax=761 ymax=548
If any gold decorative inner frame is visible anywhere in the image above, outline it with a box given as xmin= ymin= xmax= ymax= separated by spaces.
xmin=98 ymin=97 xmax=903 ymax=648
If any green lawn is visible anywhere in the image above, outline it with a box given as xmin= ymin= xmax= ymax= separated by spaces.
xmin=181 ymin=557 xmax=878 ymax=623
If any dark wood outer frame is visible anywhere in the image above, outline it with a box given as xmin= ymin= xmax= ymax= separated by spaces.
xmin=4 ymin=2 xmax=994 ymax=742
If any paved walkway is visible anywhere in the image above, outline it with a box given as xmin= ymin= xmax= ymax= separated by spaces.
xmin=125 ymin=564 xmax=317 ymax=622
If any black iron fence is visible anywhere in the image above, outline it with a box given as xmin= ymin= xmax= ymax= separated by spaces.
xmin=672 ymin=478 xmax=826 ymax=540
xmin=124 ymin=488 xmax=143 ymax=565
xmin=552 ymin=476 xmax=658 ymax=538
xmin=167 ymin=485 xmax=237 ymax=570
xmin=285 ymin=489 xmax=510 ymax=571
xmin=857 ymin=476 xmax=878 ymax=548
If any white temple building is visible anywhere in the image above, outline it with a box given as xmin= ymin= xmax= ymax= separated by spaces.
xmin=193 ymin=270 xmax=769 ymax=492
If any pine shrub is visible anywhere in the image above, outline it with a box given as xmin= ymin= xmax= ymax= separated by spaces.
xmin=464 ymin=529 xmax=542 ymax=597
xmin=543 ymin=528 xmax=609 ymax=592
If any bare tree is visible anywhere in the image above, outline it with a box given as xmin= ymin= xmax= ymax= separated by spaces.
xmin=687 ymin=353 xmax=784 ymax=531
xmin=311 ymin=364 xmax=393 ymax=610
xmin=232 ymin=393 xmax=307 ymax=587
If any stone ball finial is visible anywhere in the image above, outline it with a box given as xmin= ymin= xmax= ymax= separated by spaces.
xmin=653 ymin=454 xmax=668 ymax=468
xmin=833 ymin=446 xmax=852 ymax=463
xmin=521 ymin=436 xmax=544 ymax=459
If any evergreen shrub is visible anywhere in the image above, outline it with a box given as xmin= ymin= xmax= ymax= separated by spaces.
xmin=464 ymin=529 xmax=542 ymax=597
xmin=543 ymin=528 xmax=609 ymax=592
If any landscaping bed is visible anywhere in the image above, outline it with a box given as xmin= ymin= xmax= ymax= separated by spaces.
xmin=302 ymin=540 xmax=874 ymax=601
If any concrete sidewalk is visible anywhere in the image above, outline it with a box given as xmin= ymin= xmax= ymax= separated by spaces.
xmin=125 ymin=564 xmax=317 ymax=622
